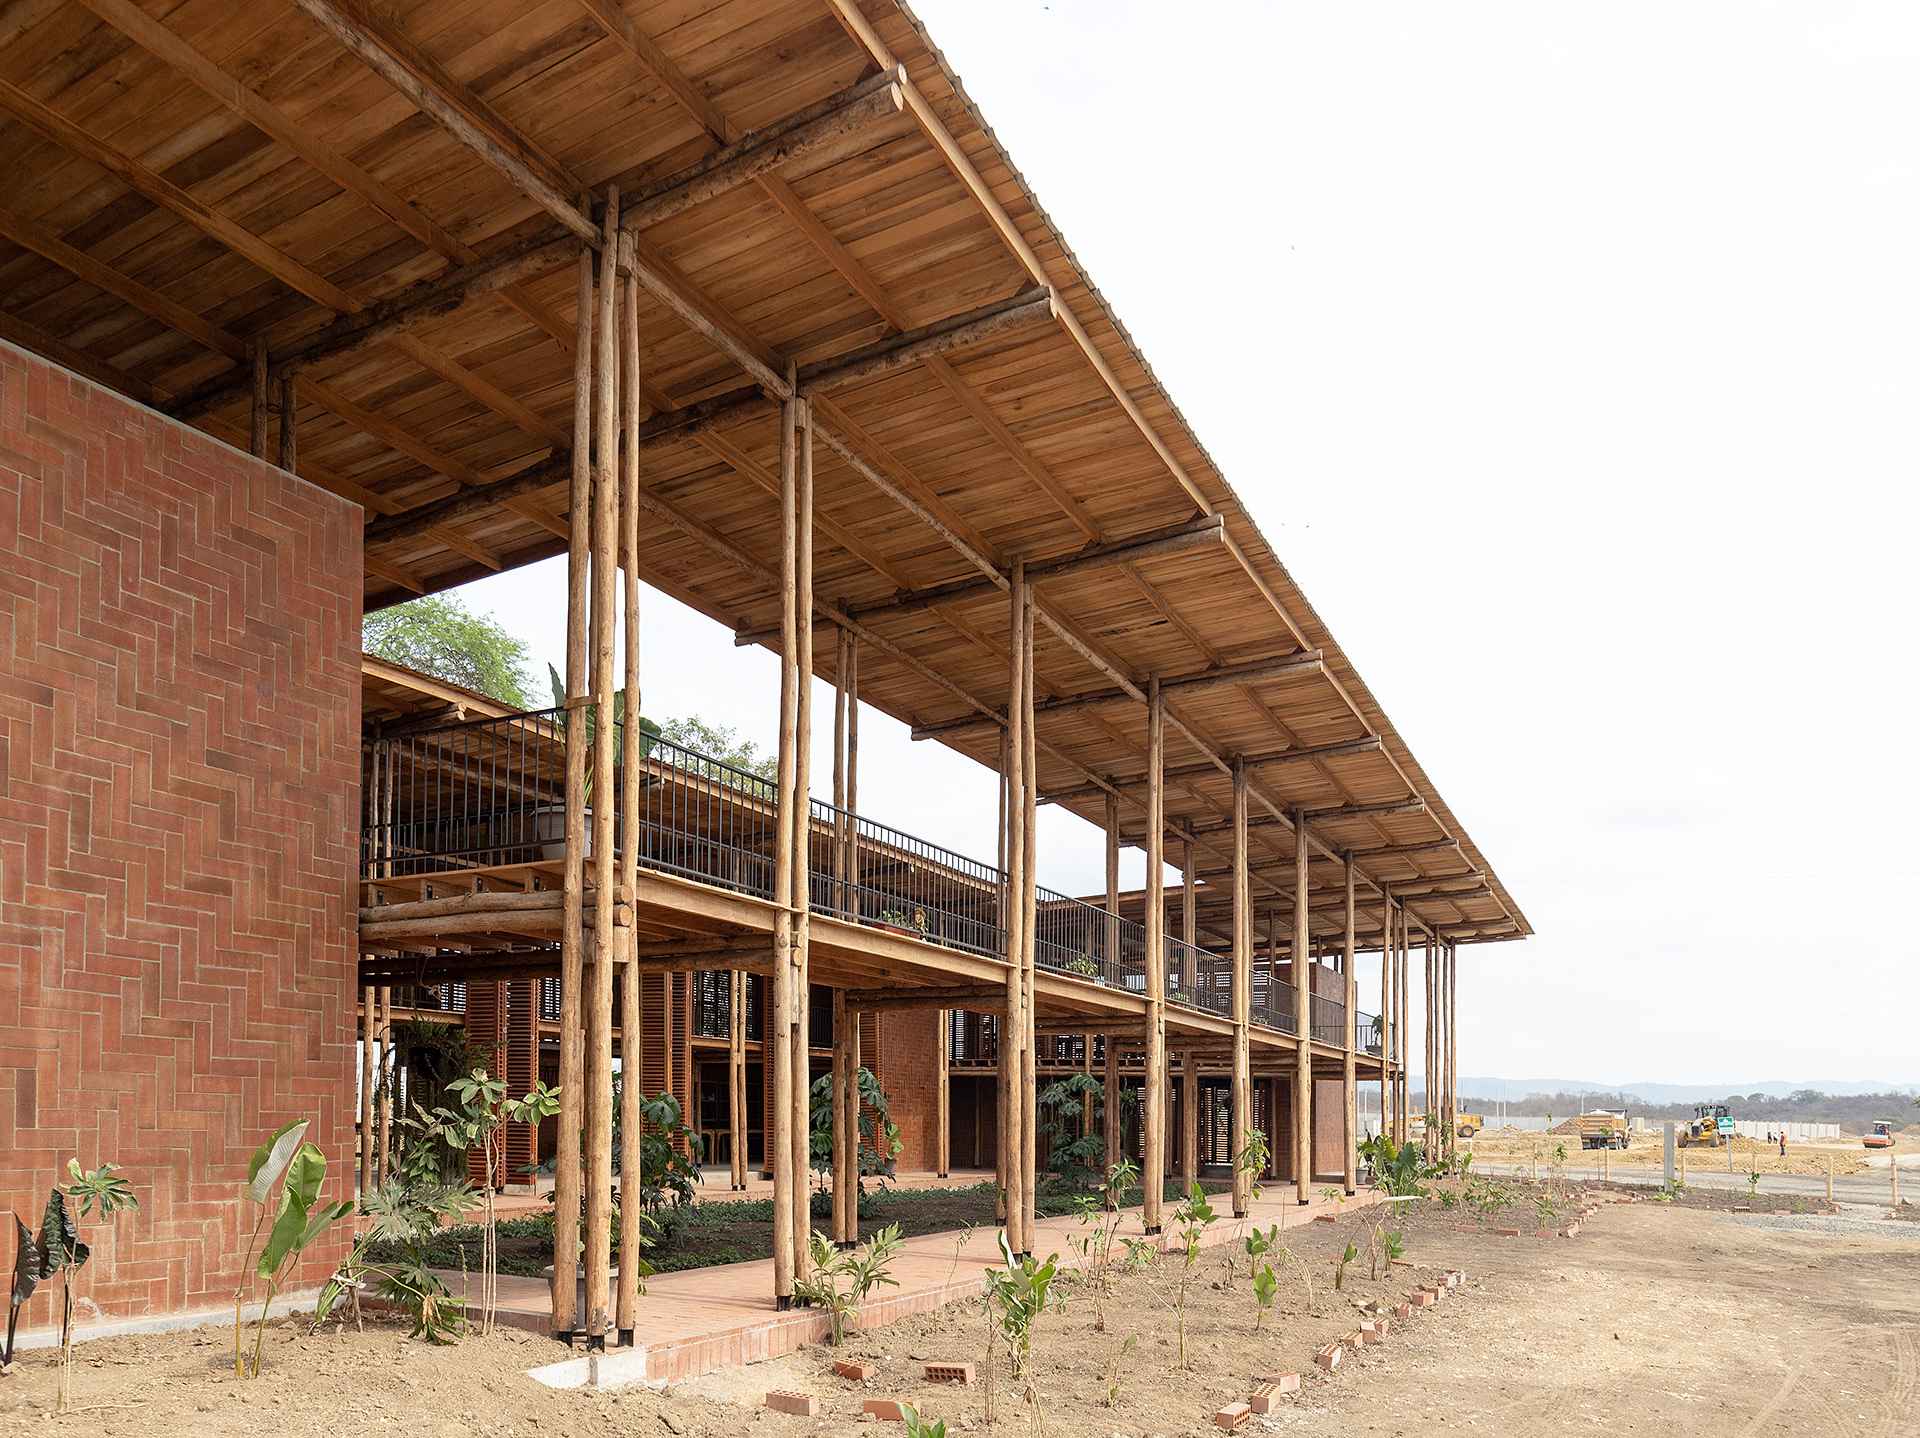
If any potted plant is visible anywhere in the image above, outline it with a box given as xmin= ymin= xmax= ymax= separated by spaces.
xmin=875 ymin=908 xmax=929 ymax=940
xmin=1064 ymin=953 xmax=1101 ymax=980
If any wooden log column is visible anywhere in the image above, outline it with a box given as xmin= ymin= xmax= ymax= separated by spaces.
xmin=615 ymin=231 xmax=644 ymax=1347
xmin=1021 ymin=583 xmax=1039 ymax=1256
xmin=1179 ymin=1050 xmax=1199 ymax=1190
xmin=1423 ymin=924 xmax=1434 ymax=1149
xmin=1229 ymin=760 xmax=1250 ymax=1216
xmin=375 ymin=986 xmax=391 ymax=1184
xmin=1379 ymin=885 xmax=1392 ymax=1148
xmin=994 ymin=732 xmax=1009 ymax=1221
xmin=935 ymin=1006 xmax=949 ymax=1178
xmin=770 ymin=388 xmax=799 ymax=1307
xmin=1291 ymin=809 xmax=1310 ymax=1201
xmin=584 ymin=184 xmax=622 ymax=1348
xmin=1398 ymin=905 xmax=1411 ymax=1144
xmin=1342 ymin=852 xmax=1358 ymax=1194
xmin=790 ymin=395 xmax=815 ymax=1283
xmin=359 ymin=984 xmax=374 ymax=1194
xmin=551 ymin=222 xmax=595 ymax=1339
xmin=1102 ymin=790 xmax=1121 ymax=1178
xmin=729 ymin=970 xmax=747 ymax=1190
xmin=1447 ymin=940 xmax=1459 ymax=1147
xmin=1001 ymin=567 xmax=1030 ymax=1254
xmin=1142 ymin=677 xmax=1167 ymax=1233
xmin=832 ymin=987 xmax=853 ymax=1246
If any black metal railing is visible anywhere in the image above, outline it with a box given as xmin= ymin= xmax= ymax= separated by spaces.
xmin=1310 ymin=990 xmax=1347 ymax=1045
xmin=807 ymin=799 xmax=1005 ymax=959
xmin=1251 ymin=975 xmax=1298 ymax=1035
xmin=363 ymin=708 xmax=1388 ymax=1052
xmin=1034 ymin=886 xmax=1147 ymax=992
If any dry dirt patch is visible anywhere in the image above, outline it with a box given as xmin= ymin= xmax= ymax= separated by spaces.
xmin=4 ymin=1198 xmax=1917 ymax=1437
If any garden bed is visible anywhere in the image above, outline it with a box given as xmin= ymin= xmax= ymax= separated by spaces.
xmin=372 ymin=1179 xmax=1234 ymax=1278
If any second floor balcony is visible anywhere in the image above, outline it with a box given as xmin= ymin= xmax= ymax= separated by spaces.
xmin=361 ymin=705 xmax=1382 ymax=1051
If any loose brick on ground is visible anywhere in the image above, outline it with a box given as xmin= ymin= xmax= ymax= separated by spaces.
xmin=1215 ymin=1400 xmax=1253 ymax=1429
xmin=767 ymin=1391 xmax=820 ymax=1416
xmin=834 ymin=1360 xmax=877 ymax=1382
xmin=924 ymin=1362 xmax=974 ymax=1385
xmin=1315 ymin=1344 xmax=1342 ymax=1371
xmin=863 ymin=1399 xmax=917 ymax=1421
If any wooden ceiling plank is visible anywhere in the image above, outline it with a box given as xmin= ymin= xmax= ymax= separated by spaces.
xmin=72 ymin=0 xmax=572 ymax=349
xmin=283 ymin=0 xmax=596 ymax=243
xmin=0 ymin=74 xmax=361 ymax=313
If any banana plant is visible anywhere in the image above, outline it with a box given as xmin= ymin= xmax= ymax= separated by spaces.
xmin=547 ymin=665 xmax=659 ymax=798
xmin=235 ymin=1120 xmax=352 ymax=1378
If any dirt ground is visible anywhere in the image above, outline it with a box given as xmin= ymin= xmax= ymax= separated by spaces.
xmin=5 ymin=1191 xmax=1918 ymax=1436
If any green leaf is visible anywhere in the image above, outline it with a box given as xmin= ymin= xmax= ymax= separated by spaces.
xmin=38 ymin=1189 xmax=87 ymax=1274
xmin=12 ymin=1215 xmax=46 ymax=1305
xmin=282 ymin=1143 xmax=327 ymax=1216
xmin=259 ymin=1190 xmax=310 ymax=1278
xmin=245 ymin=1120 xmax=310 ymax=1206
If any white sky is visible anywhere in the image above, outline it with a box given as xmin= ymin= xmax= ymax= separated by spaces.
xmin=448 ymin=2 xmax=1920 ymax=1091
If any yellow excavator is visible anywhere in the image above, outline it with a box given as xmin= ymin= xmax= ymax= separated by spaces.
xmin=1678 ymin=1103 xmax=1733 ymax=1148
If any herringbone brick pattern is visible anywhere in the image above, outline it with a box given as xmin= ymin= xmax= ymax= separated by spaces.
xmin=0 ymin=344 xmax=361 ymax=1323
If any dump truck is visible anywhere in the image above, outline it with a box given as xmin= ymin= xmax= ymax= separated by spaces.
xmin=1678 ymin=1103 xmax=1733 ymax=1148
xmin=1865 ymin=1120 xmax=1897 ymax=1149
xmin=1578 ymin=1110 xmax=1629 ymax=1150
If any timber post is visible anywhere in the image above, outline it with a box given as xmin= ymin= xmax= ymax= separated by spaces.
xmin=359 ymin=984 xmax=374 ymax=1194
xmin=1142 ymin=676 xmax=1166 ymax=1233
xmin=770 ymin=382 xmax=798 ymax=1308
xmin=1103 ymin=790 xmax=1121 ymax=1178
xmin=1342 ymin=852 xmax=1357 ymax=1194
xmin=584 ymin=182 xmax=622 ymax=1349
xmin=551 ymin=216 xmax=595 ymax=1340
xmin=615 ymin=226 xmax=644 ymax=1346
xmin=1292 ymin=809 xmax=1310 ymax=1202
xmin=832 ymin=988 xmax=852 ymax=1246
xmin=1018 ymin=572 xmax=1037 ymax=1256
xmin=790 ymin=389 xmax=815 ymax=1284
xmin=1001 ymin=565 xmax=1030 ymax=1254
xmin=1230 ymin=759 xmax=1250 ymax=1216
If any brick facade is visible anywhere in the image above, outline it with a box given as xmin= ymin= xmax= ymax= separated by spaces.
xmin=872 ymin=1010 xmax=941 ymax=1173
xmin=0 ymin=344 xmax=361 ymax=1324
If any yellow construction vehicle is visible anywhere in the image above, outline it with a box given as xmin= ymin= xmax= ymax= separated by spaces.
xmin=1678 ymin=1103 xmax=1733 ymax=1148
xmin=1579 ymin=1110 xmax=1629 ymax=1150
xmin=1455 ymin=1113 xmax=1485 ymax=1139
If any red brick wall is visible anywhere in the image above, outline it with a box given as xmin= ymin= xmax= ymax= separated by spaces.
xmin=0 ymin=345 xmax=361 ymax=1324
xmin=873 ymin=1010 xmax=941 ymax=1173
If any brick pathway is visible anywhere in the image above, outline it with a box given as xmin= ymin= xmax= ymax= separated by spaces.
xmin=443 ymin=1181 xmax=1380 ymax=1385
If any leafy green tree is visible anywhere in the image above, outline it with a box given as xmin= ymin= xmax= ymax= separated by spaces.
xmin=658 ymin=716 xmax=778 ymax=779
xmin=363 ymin=593 xmax=535 ymax=708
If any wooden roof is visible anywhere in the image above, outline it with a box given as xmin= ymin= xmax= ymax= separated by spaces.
xmin=0 ymin=0 xmax=1529 ymax=949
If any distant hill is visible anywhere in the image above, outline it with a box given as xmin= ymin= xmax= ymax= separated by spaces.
xmin=1454 ymin=1078 xmax=1920 ymax=1130
xmin=1459 ymin=1077 xmax=1920 ymax=1104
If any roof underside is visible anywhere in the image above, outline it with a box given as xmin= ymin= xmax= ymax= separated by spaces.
xmin=0 ymin=0 xmax=1530 ymax=950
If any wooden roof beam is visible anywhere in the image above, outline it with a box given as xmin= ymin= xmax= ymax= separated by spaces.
xmin=285 ymin=0 xmax=596 ymax=244
xmin=619 ymin=69 xmax=907 ymax=232
xmin=910 ymin=646 xmax=1323 ymax=738
xmin=72 ymin=0 xmax=568 ymax=349
xmin=846 ymin=514 xmax=1225 ymax=625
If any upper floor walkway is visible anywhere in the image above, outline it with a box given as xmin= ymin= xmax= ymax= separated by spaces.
xmin=358 ymin=703 xmax=1386 ymax=1061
